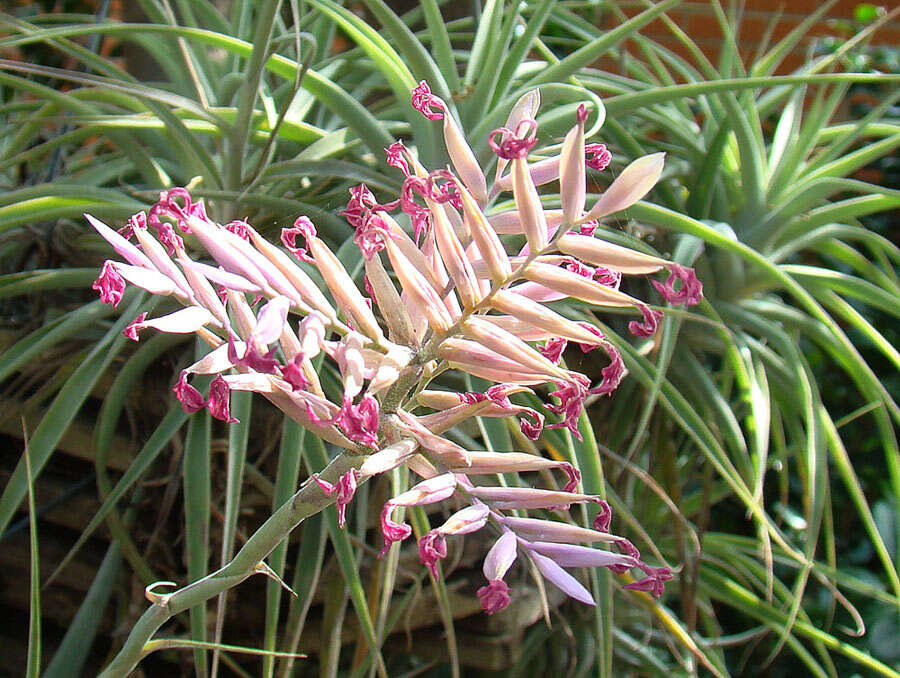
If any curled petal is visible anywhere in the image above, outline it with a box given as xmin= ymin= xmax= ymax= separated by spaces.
xmin=585 ymin=143 xmax=612 ymax=171
xmin=539 ymin=337 xmax=567 ymax=364
xmin=561 ymin=463 xmax=581 ymax=493
xmin=494 ymin=89 xmax=540 ymax=182
xmin=280 ymin=354 xmax=308 ymax=391
xmin=281 ymin=217 xmax=316 ymax=263
xmin=336 ymin=395 xmax=379 ymax=449
xmin=628 ymin=305 xmax=663 ymax=338
xmin=593 ymin=500 xmax=613 ymax=532
xmin=208 ymin=375 xmax=238 ymax=423
xmin=488 ymin=120 xmax=537 ymax=160
xmin=623 ymin=565 xmax=673 ymax=598
xmin=385 ymin=141 xmax=411 ymax=177
xmin=123 ymin=312 xmax=148 ymax=341
xmin=418 ymin=530 xmax=448 ymax=577
xmin=379 ymin=503 xmax=413 ymax=557
xmin=651 ymin=264 xmax=703 ymax=306
xmin=224 ymin=219 xmax=251 ymax=240
xmin=92 ymin=261 xmax=126 ymax=306
xmin=592 ymin=341 xmax=626 ymax=396
xmin=314 ymin=470 xmax=360 ymax=528
xmin=411 ymin=80 xmax=445 ymax=120
xmin=173 ymin=372 xmax=206 ymax=413
xmin=545 ymin=377 xmax=590 ymax=440
xmin=477 ymin=579 xmax=511 ymax=615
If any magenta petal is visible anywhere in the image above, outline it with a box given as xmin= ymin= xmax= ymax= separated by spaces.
xmin=623 ymin=566 xmax=673 ymax=598
xmin=281 ymin=354 xmax=309 ymax=391
xmin=418 ymin=530 xmax=448 ymax=577
xmin=379 ymin=503 xmax=413 ymax=557
xmin=545 ymin=377 xmax=589 ymax=440
xmin=384 ymin=142 xmax=412 ymax=177
xmin=651 ymin=264 xmax=703 ymax=307
xmin=411 ymin=80 xmax=445 ymax=120
xmin=92 ymin=261 xmax=126 ymax=306
xmin=173 ymin=372 xmax=206 ymax=413
xmin=334 ymin=470 xmax=359 ymax=528
xmin=488 ymin=120 xmax=538 ymax=160
xmin=628 ymin=305 xmax=663 ymax=338
xmin=585 ymin=143 xmax=612 ymax=171
xmin=477 ymin=579 xmax=511 ymax=615
xmin=538 ymin=337 xmax=567 ymax=364
xmin=592 ymin=500 xmax=613 ymax=532
xmin=519 ymin=409 xmax=545 ymax=440
xmin=123 ymin=312 xmax=147 ymax=341
xmin=561 ymin=463 xmax=581 ymax=493
xmin=207 ymin=375 xmax=238 ymax=423
xmin=337 ymin=395 xmax=379 ymax=448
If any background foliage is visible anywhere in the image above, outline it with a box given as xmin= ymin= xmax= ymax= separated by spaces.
xmin=0 ymin=0 xmax=898 ymax=675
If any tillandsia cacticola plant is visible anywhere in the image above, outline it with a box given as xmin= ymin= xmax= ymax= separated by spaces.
xmin=89 ymin=83 xmax=701 ymax=676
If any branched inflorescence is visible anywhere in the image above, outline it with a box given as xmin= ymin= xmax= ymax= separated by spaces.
xmin=89 ymin=83 xmax=700 ymax=615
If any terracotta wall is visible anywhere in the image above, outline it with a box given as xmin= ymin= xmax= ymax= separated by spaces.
xmin=603 ymin=0 xmax=899 ymax=73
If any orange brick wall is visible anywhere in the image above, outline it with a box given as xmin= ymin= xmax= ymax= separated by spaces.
xmin=600 ymin=0 xmax=899 ymax=74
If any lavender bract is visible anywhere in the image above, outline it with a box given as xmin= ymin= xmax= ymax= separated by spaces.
xmin=88 ymin=83 xmax=702 ymax=615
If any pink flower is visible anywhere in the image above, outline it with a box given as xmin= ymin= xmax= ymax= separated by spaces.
xmin=593 ymin=266 xmax=622 ymax=289
xmin=207 ymin=375 xmax=238 ymax=423
xmin=585 ymin=143 xmax=612 ymax=171
xmin=652 ymin=264 xmax=703 ymax=307
xmin=417 ymin=530 xmax=448 ymax=577
xmin=400 ymin=176 xmax=432 ymax=244
xmin=546 ymin=377 xmax=589 ymax=440
xmin=224 ymin=219 xmax=251 ymax=241
xmin=385 ymin=141 xmax=411 ymax=177
xmin=280 ymin=354 xmax=308 ymax=391
xmin=336 ymin=395 xmax=379 ymax=448
xmin=592 ymin=500 xmax=613 ymax=532
xmin=227 ymin=335 xmax=280 ymax=374
xmin=477 ymin=579 xmax=511 ymax=615
xmin=539 ymin=337 xmax=567 ymax=364
xmin=623 ymin=565 xmax=673 ymax=598
xmin=379 ymin=503 xmax=413 ymax=557
xmin=173 ymin=372 xmax=206 ymax=413
xmin=123 ymin=312 xmax=148 ymax=341
xmin=411 ymin=80 xmax=445 ymax=120
xmin=313 ymin=469 xmax=360 ymax=528
xmin=281 ymin=216 xmax=316 ymax=263
xmin=628 ymin=305 xmax=663 ymax=337
xmin=92 ymin=261 xmax=126 ymax=306
xmin=488 ymin=119 xmax=538 ymax=160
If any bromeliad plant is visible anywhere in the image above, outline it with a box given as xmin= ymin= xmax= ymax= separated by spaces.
xmin=90 ymin=84 xmax=699 ymax=676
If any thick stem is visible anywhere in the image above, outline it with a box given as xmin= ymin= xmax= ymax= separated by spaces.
xmin=99 ymin=452 xmax=365 ymax=677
